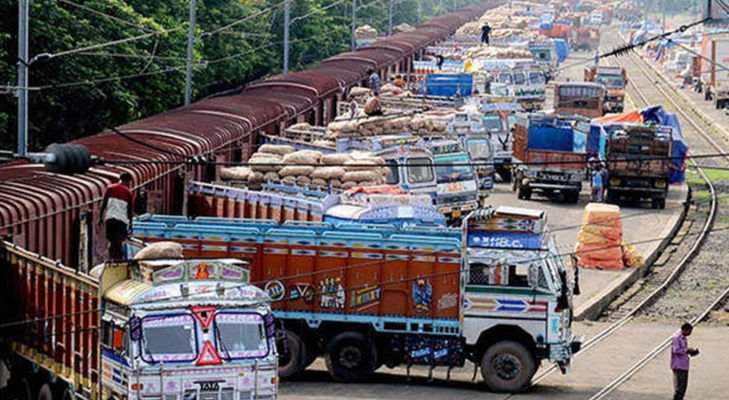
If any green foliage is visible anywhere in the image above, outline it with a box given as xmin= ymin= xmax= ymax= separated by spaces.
xmin=0 ymin=0 xmax=483 ymax=152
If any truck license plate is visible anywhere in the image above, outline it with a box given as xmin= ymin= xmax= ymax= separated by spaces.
xmin=447 ymin=182 xmax=464 ymax=193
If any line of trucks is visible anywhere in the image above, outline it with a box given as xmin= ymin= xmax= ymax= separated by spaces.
xmin=0 ymin=203 xmax=584 ymax=399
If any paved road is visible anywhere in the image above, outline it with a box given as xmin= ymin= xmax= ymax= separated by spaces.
xmin=279 ymin=323 xmax=729 ymax=399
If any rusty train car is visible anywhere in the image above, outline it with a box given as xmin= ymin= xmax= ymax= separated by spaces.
xmin=0 ymin=2 xmax=502 ymax=270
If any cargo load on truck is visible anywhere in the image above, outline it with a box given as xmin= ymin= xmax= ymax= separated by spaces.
xmin=512 ymin=112 xmax=590 ymax=203
xmin=187 ymin=181 xmax=446 ymax=226
xmin=548 ymin=81 xmax=606 ymax=118
xmin=0 ymin=243 xmax=278 ymax=400
xmin=602 ymin=123 xmax=673 ymax=208
xmin=131 ymin=205 xmax=583 ymax=393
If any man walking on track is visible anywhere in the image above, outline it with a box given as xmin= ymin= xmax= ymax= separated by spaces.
xmin=671 ymin=322 xmax=699 ymax=400
xmin=99 ymin=172 xmax=135 ymax=260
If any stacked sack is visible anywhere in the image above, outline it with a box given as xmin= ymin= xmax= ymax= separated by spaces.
xmin=326 ymin=114 xmax=447 ymax=139
xmin=355 ymin=25 xmax=378 ymax=40
xmin=221 ymin=147 xmax=389 ymax=191
xmin=575 ymin=203 xmax=625 ymax=270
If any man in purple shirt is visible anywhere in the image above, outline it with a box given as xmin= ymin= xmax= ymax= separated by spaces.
xmin=671 ymin=322 xmax=699 ymax=400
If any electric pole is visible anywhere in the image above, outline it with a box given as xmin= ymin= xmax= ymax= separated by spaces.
xmin=284 ymin=0 xmax=290 ymax=73
xmin=17 ymin=0 xmax=28 ymax=157
xmin=351 ymin=0 xmax=358 ymax=51
xmin=388 ymin=0 xmax=394 ymax=36
xmin=184 ymin=0 xmax=197 ymax=106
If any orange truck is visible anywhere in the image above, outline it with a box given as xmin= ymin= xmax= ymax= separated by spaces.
xmin=132 ymin=206 xmax=584 ymax=393
xmin=0 ymin=243 xmax=279 ymax=400
xmin=584 ymin=66 xmax=627 ymax=113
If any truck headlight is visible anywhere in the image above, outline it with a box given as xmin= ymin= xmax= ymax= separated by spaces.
xmin=655 ymin=180 xmax=667 ymax=188
xmin=609 ymin=177 xmax=621 ymax=186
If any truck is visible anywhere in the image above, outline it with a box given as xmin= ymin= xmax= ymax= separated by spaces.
xmin=604 ymin=124 xmax=672 ymax=209
xmin=548 ymin=81 xmax=606 ymax=119
xmin=0 ymin=243 xmax=279 ymax=400
xmin=186 ymin=180 xmax=446 ymax=226
xmin=131 ymin=205 xmax=583 ymax=393
xmin=572 ymin=27 xmax=600 ymax=52
xmin=495 ymin=67 xmax=548 ymax=111
xmin=511 ymin=112 xmax=590 ymax=203
xmin=702 ymin=35 xmax=729 ymax=109
xmin=584 ymin=66 xmax=628 ymax=113
xmin=427 ymin=140 xmax=480 ymax=223
xmin=480 ymin=100 xmax=524 ymax=182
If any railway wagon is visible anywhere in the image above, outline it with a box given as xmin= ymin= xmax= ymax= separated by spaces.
xmin=0 ymin=2 xmax=504 ymax=270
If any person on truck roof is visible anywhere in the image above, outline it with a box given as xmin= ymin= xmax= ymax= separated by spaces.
xmin=481 ymin=23 xmax=491 ymax=45
xmin=364 ymin=94 xmax=384 ymax=116
xmin=99 ymin=172 xmax=135 ymax=260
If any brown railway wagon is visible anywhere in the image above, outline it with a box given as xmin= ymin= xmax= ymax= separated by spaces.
xmin=0 ymin=1 xmax=505 ymax=269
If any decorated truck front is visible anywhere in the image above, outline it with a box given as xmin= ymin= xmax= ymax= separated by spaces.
xmin=99 ymin=259 xmax=279 ymax=400
xmin=131 ymin=205 xmax=582 ymax=393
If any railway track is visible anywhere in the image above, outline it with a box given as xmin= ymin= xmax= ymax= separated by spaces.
xmin=497 ymin=24 xmax=729 ymax=400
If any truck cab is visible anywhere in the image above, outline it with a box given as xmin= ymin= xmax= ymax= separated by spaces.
xmin=376 ymin=143 xmax=438 ymax=200
xmin=585 ymin=66 xmax=627 ymax=113
xmin=99 ymin=259 xmax=278 ymax=400
xmin=462 ymin=207 xmax=582 ymax=392
xmin=427 ymin=140 xmax=479 ymax=223
xmin=552 ymin=81 xmax=606 ymax=118
xmin=497 ymin=68 xmax=548 ymax=111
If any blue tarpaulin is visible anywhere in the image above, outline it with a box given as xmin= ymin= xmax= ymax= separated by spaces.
xmin=553 ymin=39 xmax=569 ymax=62
xmin=528 ymin=126 xmax=574 ymax=152
xmin=424 ymin=74 xmax=473 ymax=97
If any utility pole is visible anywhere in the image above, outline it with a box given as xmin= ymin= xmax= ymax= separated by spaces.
xmin=184 ymin=0 xmax=197 ymax=106
xmin=17 ymin=0 xmax=28 ymax=157
xmin=388 ymin=0 xmax=394 ymax=36
xmin=351 ymin=0 xmax=357 ymax=51
xmin=284 ymin=0 xmax=290 ymax=73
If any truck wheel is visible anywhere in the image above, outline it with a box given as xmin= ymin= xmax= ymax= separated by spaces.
xmin=517 ymin=185 xmax=531 ymax=201
xmin=36 ymin=384 xmax=52 ymax=400
xmin=606 ymin=191 xmax=618 ymax=204
xmin=481 ymin=341 xmax=536 ymax=393
xmin=278 ymin=330 xmax=307 ymax=379
xmin=564 ymin=190 xmax=579 ymax=204
xmin=15 ymin=378 xmax=32 ymax=400
xmin=325 ymin=331 xmax=377 ymax=383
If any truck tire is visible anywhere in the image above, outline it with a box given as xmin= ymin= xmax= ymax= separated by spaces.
xmin=564 ymin=190 xmax=579 ymax=204
xmin=606 ymin=190 xmax=619 ymax=204
xmin=480 ymin=341 xmax=536 ymax=393
xmin=15 ymin=378 xmax=32 ymax=400
xmin=278 ymin=330 xmax=307 ymax=379
xmin=516 ymin=183 xmax=531 ymax=201
xmin=325 ymin=331 xmax=377 ymax=383
xmin=36 ymin=383 xmax=52 ymax=400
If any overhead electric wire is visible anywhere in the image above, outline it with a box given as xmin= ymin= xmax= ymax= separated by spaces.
xmin=57 ymin=0 xmax=157 ymax=33
xmin=199 ymin=0 xmax=287 ymax=39
xmin=290 ymin=0 xmax=348 ymax=25
xmin=38 ymin=63 xmax=203 ymax=90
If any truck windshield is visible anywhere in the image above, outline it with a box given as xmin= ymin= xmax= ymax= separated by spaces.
xmin=435 ymin=154 xmax=474 ymax=183
xmin=482 ymin=115 xmax=503 ymax=132
xmin=406 ymin=157 xmax=434 ymax=184
xmin=141 ymin=314 xmax=197 ymax=362
xmin=215 ymin=313 xmax=269 ymax=359
xmin=513 ymin=72 xmax=527 ymax=86
xmin=385 ymin=159 xmax=400 ymax=184
xmin=597 ymin=76 xmax=624 ymax=88
xmin=467 ymin=139 xmax=492 ymax=160
xmin=498 ymin=73 xmax=513 ymax=85
xmin=532 ymin=49 xmax=552 ymax=62
xmin=529 ymin=71 xmax=546 ymax=85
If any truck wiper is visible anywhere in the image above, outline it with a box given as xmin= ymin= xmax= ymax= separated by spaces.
xmin=214 ymin=325 xmax=232 ymax=362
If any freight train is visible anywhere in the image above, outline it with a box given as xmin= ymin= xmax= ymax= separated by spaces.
xmin=0 ymin=2 xmax=503 ymax=271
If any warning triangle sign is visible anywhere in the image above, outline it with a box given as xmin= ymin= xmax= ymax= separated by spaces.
xmin=196 ymin=340 xmax=223 ymax=366
xmin=190 ymin=305 xmax=216 ymax=330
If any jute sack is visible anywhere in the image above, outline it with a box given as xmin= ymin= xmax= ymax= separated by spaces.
xmin=134 ymin=241 xmax=183 ymax=260
xmin=259 ymin=144 xmax=295 ymax=156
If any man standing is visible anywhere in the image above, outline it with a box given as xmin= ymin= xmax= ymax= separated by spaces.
xmin=481 ymin=23 xmax=491 ymax=45
xmin=591 ymin=163 xmax=603 ymax=202
xmin=99 ymin=172 xmax=135 ymax=260
xmin=671 ymin=322 xmax=699 ymax=400
xmin=368 ymin=68 xmax=381 ymax=95
xmin=600 ymin=161 xmax=609 ymax=202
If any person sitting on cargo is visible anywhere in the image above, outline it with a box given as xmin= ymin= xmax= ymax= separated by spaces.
xmin=364 ymin=94 xmax=384 ymax=116
xmin=99 ymin=172 xmax=135 ymax=260
xmin=393 ymin=75 xmax=406 ymax=88
xmin=436 ymin=54 xmax=445 ymax=70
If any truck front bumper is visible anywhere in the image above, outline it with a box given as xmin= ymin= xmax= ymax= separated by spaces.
xmin=529 ymin=182 xmax=581 ymax=190
xmin=437 ymin=202 xmax=477 ymax=218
